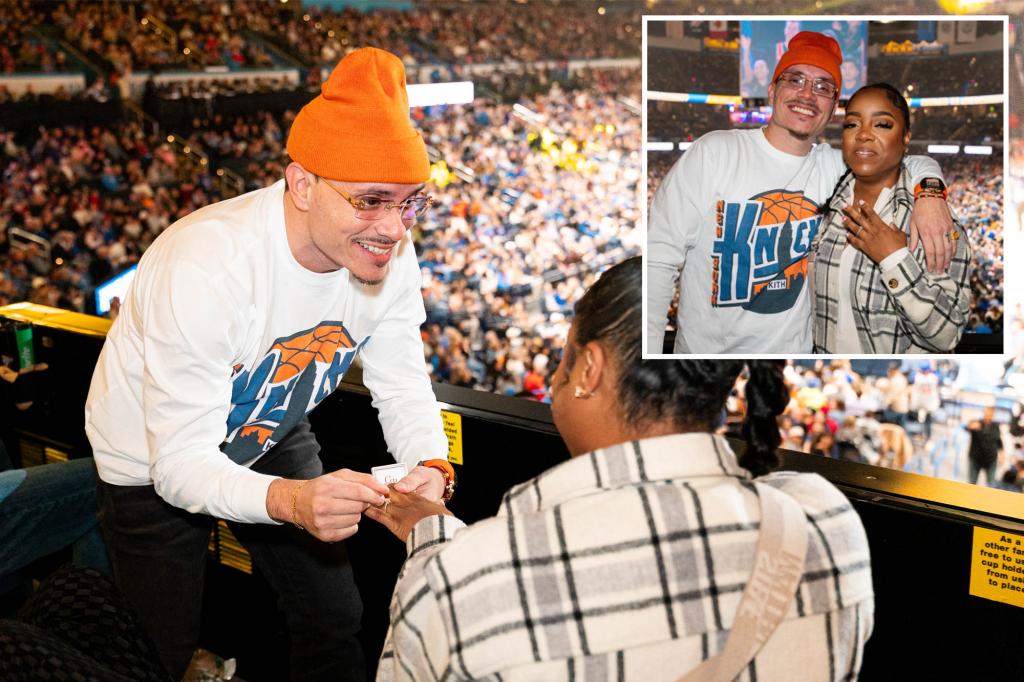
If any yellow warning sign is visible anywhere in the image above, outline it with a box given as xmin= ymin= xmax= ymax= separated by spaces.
xmin=441 ymin=410 xmax=463 ymax=465
xmin=969 ymin=527 xmax=1024 ymax=609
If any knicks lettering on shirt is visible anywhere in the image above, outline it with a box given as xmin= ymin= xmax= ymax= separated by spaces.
xmin=220 ymin=322 xmax=368 ymax=463
xmin=711 ymin=189 xmax=821 ymax=314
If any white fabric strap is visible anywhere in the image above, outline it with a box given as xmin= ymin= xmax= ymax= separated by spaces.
xmin=680 ymin=482 xmax=809 ymax=682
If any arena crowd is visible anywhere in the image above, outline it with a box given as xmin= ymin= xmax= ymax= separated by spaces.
xmin=745 ymin=359 xmax=1024 ymax=491
xmin=1 ymin=3 xmax=1021 ymax=401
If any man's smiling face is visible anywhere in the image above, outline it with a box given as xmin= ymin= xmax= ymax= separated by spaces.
xmin=767 ymin=64 xmax=837 ymax=143
xmin=307 ymin=179 xmax=425 ymax=284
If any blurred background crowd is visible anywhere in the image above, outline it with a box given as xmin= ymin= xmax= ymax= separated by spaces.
xmin=0 ymin=1 xmax=1021 ymax=421
xmin=725 ymin=358 xmax=1024 ymax=491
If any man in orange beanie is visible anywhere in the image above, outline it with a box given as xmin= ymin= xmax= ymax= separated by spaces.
xmin=86 ymin=48 xmax=450 ymax=681
xmin=647 ymin=29 xmax=956 ymax=355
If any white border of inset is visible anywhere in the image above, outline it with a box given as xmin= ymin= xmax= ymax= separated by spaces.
xmin=641 ymin=14 xmax=1010 ymax=361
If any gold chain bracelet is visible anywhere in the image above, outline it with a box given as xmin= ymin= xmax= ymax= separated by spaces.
xmin=291 ymin=480 xmax=310 ymax=530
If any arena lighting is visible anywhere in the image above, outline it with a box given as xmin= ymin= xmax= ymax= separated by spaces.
xmin=453 ymin=166 xmax=475 ymax=183
xmin=928 ymin=144 xmax=961 ymax=154
xmin=406 ymin=81 xmax=474 ymax=107
xmin=678 ymin=142 xmax=693 ymax=151
xmin=644 ymin=141 xmax=675 ymax=152
xmin=909 ymin=94 xmax=1004 ymax=108
xmin=964 ymin=145 xmax=994 ymax=155
xmin=618 ymin=95 xmax=641 ymax=115
xmin=938 ymin=0 xmax=995 ymax=12
xmin=512 ymin=103 xmax=542 ymax=123
xmin=649 ymin=92 xmax=1001 ymax=110
xmin=647 ymin=91 xmax=743 ymax=105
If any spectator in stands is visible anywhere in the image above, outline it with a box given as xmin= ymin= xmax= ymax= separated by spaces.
xmin=40 ymin=0 xmax=639 ymax=75
xmin=883 ymin=363 xmax=911 ymax=427
xmin=369 ymin=256 xmax=873 ymax=680
xmin=646 ymin=31 xmax=953 ymax=354
xmin=811 ymin=83 xmax=971 ymax=353
xmin=84 ymin=49 xmax=451 ymax=681
xmin=995 ymin=460 xmax=1024 ymax=492
xmin=811 ymin=428 xmax=839 ymax=459
xmin=967 ymin=406 xmax=1002 ymax=486
xmin=740 ymin=34 xmax=771 ymax=95
xmin=909 ymin=363 xmax=941 ymax=441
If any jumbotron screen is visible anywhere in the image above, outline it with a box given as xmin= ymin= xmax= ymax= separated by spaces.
xmin=739 ymin=19 xmax=867 ymax=100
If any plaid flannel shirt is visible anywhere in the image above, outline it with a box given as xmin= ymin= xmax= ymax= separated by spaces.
xmin=810 ymin=165 xmax=972 ymax=353
xmin=377 ymin=433 xmax=873 ymax=681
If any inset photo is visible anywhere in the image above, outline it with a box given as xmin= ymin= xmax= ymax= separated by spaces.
xmin=643 ymin=17 xmax=1006 ymax=357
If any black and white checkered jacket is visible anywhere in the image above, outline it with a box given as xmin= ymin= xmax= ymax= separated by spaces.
xmin=377 ymin=433 xmax=874 ymax=681
xmin=810 ymin=164 xmax=972 ymax=353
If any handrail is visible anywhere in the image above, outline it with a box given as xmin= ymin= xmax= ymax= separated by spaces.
xmin=7 ymin=228 xmax=52 ymax=263
xmin=141 ymin=14 xmax=177 ymax=52
xmin=141 ymin=13 xmax=209 ymax=69
xmin=339 ymin=362 xmax=1024 ymax=524
xmin=122 ymin=98 xmax=161 ymax=137
xmin=114 ymin=110 xmax=243 ymax=199
xmin=617 ymin=95 xmax=641 ymax=116
xmin=163 ymin=132 xmax=209 ymax=176
xmin=35 ymin=27 xmax=105 ymax=86
xmin=214 ymin=165 xmax=245 ymax=198
xmin=242 ymin=28 xmax=305 ymax=69
xmin=157 ymin=131 xmax=241 ymax=198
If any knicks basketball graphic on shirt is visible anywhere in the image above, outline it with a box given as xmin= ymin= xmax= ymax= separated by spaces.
xmin=711 ymin=189 xmax=821 ymax=314
xmin=220 ymin=322 xmax=368 ymax=463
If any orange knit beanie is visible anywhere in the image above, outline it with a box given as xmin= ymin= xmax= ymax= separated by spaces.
xmin=287 ymin=48 xmax=429 ymax=183
xmin=772 ymin=31 xmax=843 ymax=96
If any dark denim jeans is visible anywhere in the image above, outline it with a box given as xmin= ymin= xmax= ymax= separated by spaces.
xmin=969 ymin=458 xmax=998 ymax=486
xmin=97 ymin=420 xmax=365 ymax=681
xmin=0 ymin=457 xmax=111 ymax=579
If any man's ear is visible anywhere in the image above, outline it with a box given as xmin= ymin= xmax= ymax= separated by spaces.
xmin=284 ymin=162 xmax=314 ymax=211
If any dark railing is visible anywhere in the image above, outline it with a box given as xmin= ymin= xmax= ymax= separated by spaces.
xmin=2 ymin=302 xmax=1023 ymax=681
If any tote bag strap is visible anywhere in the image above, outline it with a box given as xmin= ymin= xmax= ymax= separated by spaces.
xmin=679 ymin=482 xmax=809 ymax=682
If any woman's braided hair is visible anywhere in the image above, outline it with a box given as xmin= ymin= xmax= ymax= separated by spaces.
xmin=568 ymin=257 xmax=790 ymax=475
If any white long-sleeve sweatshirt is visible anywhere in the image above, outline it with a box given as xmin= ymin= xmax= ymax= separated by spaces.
xmin=86 ymin=180 xmax=447 ymax=523
xmin=645 ymin=128 xmax=943 ymax=354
